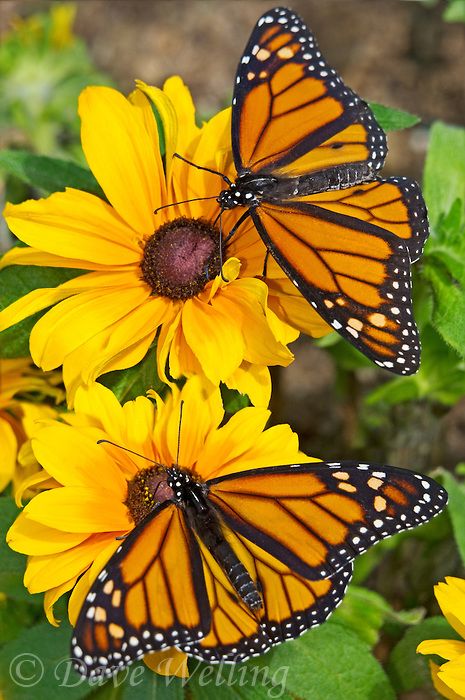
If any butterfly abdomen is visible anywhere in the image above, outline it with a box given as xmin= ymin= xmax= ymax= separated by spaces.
xmin=186 ymin=496 xmax=262 ymax=611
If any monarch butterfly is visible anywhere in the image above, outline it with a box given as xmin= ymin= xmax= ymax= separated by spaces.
xmin=72 ymin=457 xmax=446 ymax=677
xmin=211 ymin=7 xmax=428 ymax=375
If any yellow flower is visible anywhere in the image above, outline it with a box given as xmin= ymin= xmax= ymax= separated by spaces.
xmin=417 ymin=577 xmax=465 ymax=698
xmin=0 ymin=78 xmax=328 ymax=409
xmin=0 ymin=358 xmax=63 ymax=492
xmin=7 ymin=377 xmax=314 ymax=675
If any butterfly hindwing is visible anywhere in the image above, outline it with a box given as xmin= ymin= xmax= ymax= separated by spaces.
xmin=72 ymin=503 xmax=210 ymax=678
xmin=179 ymin=524 xmax=353 ymax=663
xmin=207 ymin=462 xmax=447 ymax=580
xmin=232 ymin=7 xmax=386 ymax=178
xmin=251 ymin=195 xmax=421 ymax=374
xmin=304 ymin=177 xmax=429 ymax=263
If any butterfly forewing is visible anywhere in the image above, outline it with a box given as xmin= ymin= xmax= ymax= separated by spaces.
xmin=233 ymin=7 xmax=386 ymax=178
xmin=251 ymin=197 xmax=420 ymax=374
xmin=72 ymin=503 xmax=210 ymax=678
xmin=207 ymin=462 xmax=447 ymax=580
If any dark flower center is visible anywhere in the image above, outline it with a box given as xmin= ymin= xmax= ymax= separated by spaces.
xmin=125 ymin=466 xmax=173 ymax=526
xmin=140 ymin=217 xmax=222 ymax=300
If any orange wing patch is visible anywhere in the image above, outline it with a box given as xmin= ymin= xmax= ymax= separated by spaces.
xmin=251 ymin=199 xmax=421 ymax=373
xmin=178 ymin=523 xmax=353 ymax=663
xmin=208 ymin=462 xmax=447 ymax=580
xmin=233 ymin=8 xmax=386 ymax=175
xmin=71 ymin=504 xmax=210 ymax=677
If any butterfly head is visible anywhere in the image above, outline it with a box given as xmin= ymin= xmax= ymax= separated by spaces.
xmin=218 ymin=174 xmax=278 ymax=211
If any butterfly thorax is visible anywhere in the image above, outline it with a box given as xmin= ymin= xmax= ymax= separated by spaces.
xmin=165 ymin=467 xmax=263 ymax=612
xmin=218 ymin=173 xmax=278 ymax=210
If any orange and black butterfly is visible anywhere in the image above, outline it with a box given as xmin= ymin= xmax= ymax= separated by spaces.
xmin=215 ymin=7 xmax=429 ymax=375
xmin=72 ymin=459 xmax=446 ymax=677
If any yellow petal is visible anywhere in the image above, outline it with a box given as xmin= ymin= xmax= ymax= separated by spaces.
xmin=182 ymin=298 xmax=244 ymax=384
xmin=74 ymin=382 xmax=125 ymax=437
xmin=79 ymin=86 xmax=162 ymax=234
xmin=438 ymin=657 xmax=465 ymax=698
xmin=436 ymin=580 xmax=465 ymax=640
xmin=156 ymin=376 xmax=223 ymax=469
xmin=163 ymin=76 xmax=198 ymax=154
xmin=225 ymin=361 xmax=271 ymax=408
xmin=4 ymin=190 xmax=141 ymax=263
xmin=0 ymin=287 xmax=75 ymax=333
xmin=223 ymin=424 xmax=317 ymax=477
xmin=144 ymin=648 xmax=189 ymax=678
xmin=15 ymin=470 xmax=56 ymax=507
xmin=214 ymin=278 xmax=293 ymax=366
xmin=0 ymin=245 xmax=115 ymax=270
xmin=195 ymin=406 xmax=270 ymax=480
xmin=21 ymin=486 xmax=129 ymax=532
xmin=129 ymin=87 xmax=167 ymax=203
xmin=0 ymin=416 xmax=17 ymax=491
xmin=7 ymin=513 xmax=88 ymax=555
xmin=418 ymin=639 xmax=465 ymax=661
xmin=156 ymin=306 xmax=182 ymax=384
xmin=68 ymin=536 xmax=121 ymax=625
xmin=44 ymin=577 xmax=76 ymax=626
xmin=430 ymin=661 xmax=465 ymax=700
xmin=136 ymin=80 xmax=178 ymax=179
xmin=30 ymin=285 xmax=150 ymax=370
xmin=31 ymin=424 xmax=127 ymax=492
xmin=24 ymin=533 xmax=117 ymax=593
xmin=267 ymin=278 xmax=332 ymax=338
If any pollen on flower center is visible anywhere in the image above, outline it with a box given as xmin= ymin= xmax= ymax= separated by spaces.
xmin=140 ymin=217 xmax=222 ymax=299
xmin=125 ymin=466 xmax=174 ymax=525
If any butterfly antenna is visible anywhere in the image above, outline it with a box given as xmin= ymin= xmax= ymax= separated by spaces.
xmin=97 ymin=439 xmax=160 ymax=466
xmin=154 ymin=195 xmax=218 ymax=215
xmin=173 ymin=153 xmax=233 ymax=186
xmin=175 ymin=401 xmax=184 ymax=468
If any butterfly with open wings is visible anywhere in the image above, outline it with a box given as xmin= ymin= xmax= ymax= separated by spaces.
xmin=72 ymin=457 xmax=446 ymax=678
xmin=208 ymin=7 xmax=428 ymax=375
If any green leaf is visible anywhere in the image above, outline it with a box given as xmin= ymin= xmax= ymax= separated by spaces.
xmin=331 ymin=585 xmax=423 ymax=647
xmin=99 ymin=343 xmax=165 ymax=404
xmin=444 ymin=0 xmax=465 ymax=22
xmin=387 ymin=616 xmax=459 ymax=693
xmin=0 ymin=264 xmax=84 ymax=358
xmin=441 ymin=470 xmax=465 ymax=567
xmin=369 ymin=103 xmax=420 ymax=131
xmin=423 ymin=122 xmax=465 ymax=227
xmin=0 ymin=149 xmax=104 ymax=197
xmin=365 ymin=325 xmax=465 ymax=406
xmin=189 ymin=622 xmax=395 ymax=700
xmin=120 ymin=662 xmax=184 ymax=699
xmin=331 ymin=586 xmax=391 ymax=646
xmin=220 ymin=385 xmax=251 ymax=413
xmin=0 ymin=497 xmax=40 ymax=603
xmin=0 ymin=620 xmax=95 ymax=699
xmin=423 ymin=259 xmax=465 ymax=357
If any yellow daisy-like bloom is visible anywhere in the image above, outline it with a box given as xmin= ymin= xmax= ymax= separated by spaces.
xmin=0 ymin=78 xmax=329 ymax=408
xmin=7 ymin=376 xmax=315 ymax=677
xmin=417 ymin=577 xmax=465 ymax=699
xmin=0 ymin=357 xmax=63 ymax=492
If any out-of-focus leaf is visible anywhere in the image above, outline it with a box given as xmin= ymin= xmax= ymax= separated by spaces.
xmin=188 ymin=621 xmax=395 ymax=700
xmin=332 ymin=585 xmax=423 ymax=646
xmin=423 ymin=122 xmax=465 ymax=227
xmin=441 ymin=470 xmax=465 ymax=567
xmin=369 ymin=103 xmax=420 ymax=131
xmin=0 ymin=265 xmax=84 ymax=358
xmin=0 ymin=150 xmax=104 ymax=197
xmin=100 ymin=343 xmax=165 ymax=404
xmin=387 ymin=616 xmax=460 ymax=693
xmin=366 ymin=325 xmax=465 ymax=406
